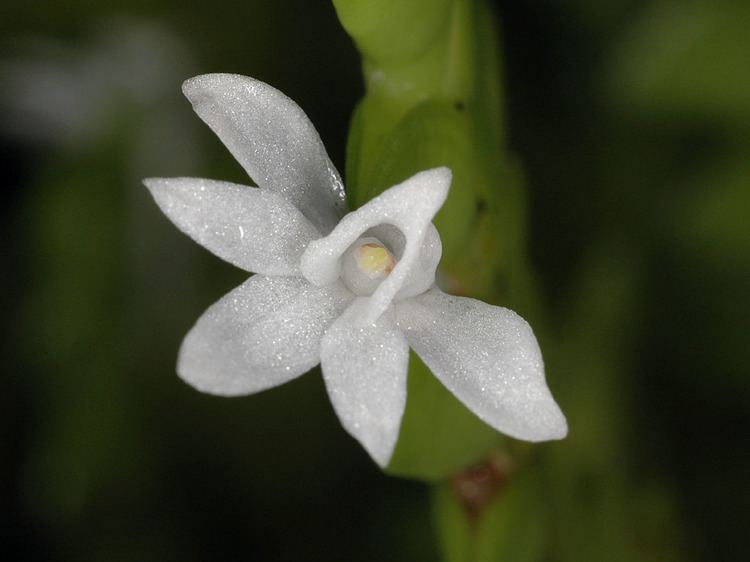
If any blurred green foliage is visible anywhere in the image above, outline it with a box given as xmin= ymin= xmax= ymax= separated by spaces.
xmin=2 ymin=0 xmax=748 ymax=561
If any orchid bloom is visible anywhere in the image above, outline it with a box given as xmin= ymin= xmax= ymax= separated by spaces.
xmin=145 ymin=74 xmax=567 ymax=467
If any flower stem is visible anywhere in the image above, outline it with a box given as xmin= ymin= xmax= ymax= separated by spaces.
xmin=334 ymin=0 xmax=542 ymax=558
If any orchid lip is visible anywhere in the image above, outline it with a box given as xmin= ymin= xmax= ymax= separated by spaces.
xmin=300 ymin=168 xmax=452 ymax=325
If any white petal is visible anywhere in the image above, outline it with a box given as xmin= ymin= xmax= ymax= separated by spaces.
xmin=179 ymin=275 xmax=353 ymax=396
xmin=145 ymin=177 xmax=320 ymax=275
xmin=301 ymin=167 xmax=451 ymax=324
xmin=396 ymin=289 xmax=568 ymax=442
xmin=320 ymin=299 xmax=409 ymax=467
xmin=182 ymin=74 xmax=346 ymax=233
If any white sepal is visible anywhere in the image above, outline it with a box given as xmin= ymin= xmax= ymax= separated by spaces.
xmin=178 ymin=275 xmax=352 ymax=396
xmin=396 ymin=288 xmax=568 ymax=442
xmin=320 ymin=299 xmax=409 ymax=467
xmin=182 ymin=73 xmax=346 ymax=233
xmin=145 ymin=177 xmax=320 ymax=275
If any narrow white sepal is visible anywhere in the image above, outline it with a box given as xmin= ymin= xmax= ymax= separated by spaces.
xmin=178 ymin=275 xmax=352 ymax=396
xmin=395 ymin=288 xmax=568 ymax=442
xmin=320 ymin=299 xmax=409 ymax=467
xmin=182 ymin=73 xmax=347 ymax=234
xmin=145 ymin=177 xmax=320 ymax=275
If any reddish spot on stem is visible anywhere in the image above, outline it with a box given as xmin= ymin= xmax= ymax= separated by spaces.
xmin=451 ymin=451 xmax=513 ymax=521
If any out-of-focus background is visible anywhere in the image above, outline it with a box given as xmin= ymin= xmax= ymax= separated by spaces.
xmin=2 ymin=1 xmax=748 ymax=560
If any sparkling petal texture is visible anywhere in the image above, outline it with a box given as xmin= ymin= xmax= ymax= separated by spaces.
xmin=145 ymin=177 xmax=320 ymax=275
xmin=396 ymin=289 xmax=568 ymax=441
xmin=301 ymin=167 xmax=451 ymax=324
xmin=178 ymin=275 xmax=353 ymax=396
xmin=321 ymin=299 xmax=409 ymax=467
xmin=182 ymin=73 xmax=346 ymax=234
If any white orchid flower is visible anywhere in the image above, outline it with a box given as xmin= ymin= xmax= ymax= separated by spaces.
xmin=145 ymin=74 xmax=567 ymax=467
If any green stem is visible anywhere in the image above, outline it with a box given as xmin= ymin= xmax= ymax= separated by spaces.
xmin=334 ymin=3 xmax=688 ymax=561
xmin=333 ymin=0 xmax=541 ymax=558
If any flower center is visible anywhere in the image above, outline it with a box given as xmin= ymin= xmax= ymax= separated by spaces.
xmin=340 ymin=237 xmax=397 ymax=296
xmin=355 ymin=243 xmax=396 ymax=279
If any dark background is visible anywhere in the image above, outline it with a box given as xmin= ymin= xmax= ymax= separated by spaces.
xmin=2 ymin=1 xmax=748 ymax=560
